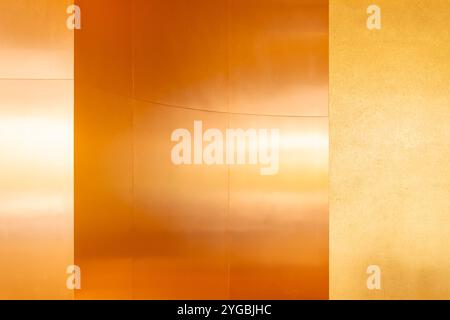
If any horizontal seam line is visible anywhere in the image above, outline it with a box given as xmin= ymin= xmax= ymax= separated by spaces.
xmin=78 ymin=84 xmax=329 ymax=118
xmin=134 ymin=96 xmax=328 ymax=118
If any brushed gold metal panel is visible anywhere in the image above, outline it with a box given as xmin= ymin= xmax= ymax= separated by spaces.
xmin=228 ymin=116 xmax=328 ymax=299
xmin=75 ymin=0 xmax=133 ymax=97
xmin=0 ymin=80 xmax=73 ymax=299
xmin=0 ymin=0 xmax=74 ymax=79
xmin=75 ymin=0 xmax=329 ymax=299
xmin=74 ymin=0 xmax=134 ymax=299
xmin=229 ymin=0 xmax=328 ymax=116
xmin=0 ymin=0 xmax=73 ymax=300
xmin=133 ymin=102 xmax=229 ymax=299
xmin=330 ymin=0 xmax=450 ymax=300
xmin=74 ymin=85 xmax=134 ymax=300
xmin=133 ymin=0 xmax=229 ymax=112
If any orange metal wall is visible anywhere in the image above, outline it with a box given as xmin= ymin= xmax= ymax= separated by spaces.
xmin=74 ymin=0 xmax=329 ymax=299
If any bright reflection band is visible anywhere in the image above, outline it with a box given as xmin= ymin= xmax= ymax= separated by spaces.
xmin=1 ymin=0 xmax=449 ymax=300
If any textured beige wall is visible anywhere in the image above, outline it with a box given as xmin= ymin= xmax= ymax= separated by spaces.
xmin=330 ymin=0 xmax=450 ymax=299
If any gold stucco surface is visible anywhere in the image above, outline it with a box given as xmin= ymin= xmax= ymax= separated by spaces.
xmin=330 ymin=0 xmax=450 ymax=299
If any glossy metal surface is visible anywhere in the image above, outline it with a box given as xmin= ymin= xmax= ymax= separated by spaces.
xmin=0 ymin=0 xmax=74 ymax=299
xmin=75 ymin=0 xmax=328 ymax=299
